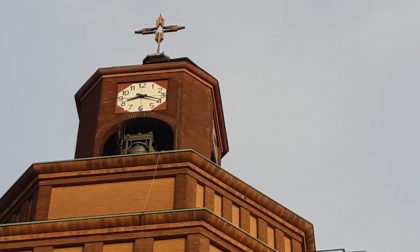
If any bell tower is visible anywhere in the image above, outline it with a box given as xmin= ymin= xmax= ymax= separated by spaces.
xmin=74 ymin=57 xmax=228 ymax=164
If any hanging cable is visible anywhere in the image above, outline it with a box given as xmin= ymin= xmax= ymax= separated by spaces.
xmin=175 ymin=80 xmax=182 ymax=148
xmin=142 ymin=152 xmax=161 ymax=212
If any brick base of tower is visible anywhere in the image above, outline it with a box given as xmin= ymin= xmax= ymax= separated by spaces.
xmin=0 ymin=150 xmax=315 ymax=251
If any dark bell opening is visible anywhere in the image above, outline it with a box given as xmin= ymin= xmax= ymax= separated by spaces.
xmin=102 ymin=118 xmax=173 ymax=156
xmin=211 ymin=152 xmax=216 ymax=163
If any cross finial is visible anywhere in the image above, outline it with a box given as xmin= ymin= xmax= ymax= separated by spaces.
xmin=135 ymin=15 xmax=185 ymax=54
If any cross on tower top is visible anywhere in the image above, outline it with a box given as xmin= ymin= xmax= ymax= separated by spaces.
xmin=135 ymin=15 xmax=185 ymax=54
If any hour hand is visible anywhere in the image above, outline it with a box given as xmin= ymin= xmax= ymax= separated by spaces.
xmin=127 ymin=93 xmax=145 ymax=101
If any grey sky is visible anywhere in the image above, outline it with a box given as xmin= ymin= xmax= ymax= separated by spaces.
xmin=1 ymin=1 xmax=419 ymax=251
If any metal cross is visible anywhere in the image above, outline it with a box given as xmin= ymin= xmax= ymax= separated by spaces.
xmin=135 ymin=15 xmax=185 ymax=54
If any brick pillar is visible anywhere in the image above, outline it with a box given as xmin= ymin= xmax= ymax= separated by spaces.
xmin=240 ymin=207 xmax=250 ymax=232
xmin=174 ymin=174 xmax=196 ymax=209
xmin=292 ymin=238 xmax=303 ymax=252
xmin=84 ymin=242 xmax=103 ymax=252
xmin=34 ymin=247 xmax=53 ymax=252
xmin=222 ymin=197 xmax=232 ymax=222
xmin=258 ymin=218 xmax=268 ymax=243
xmin=275 ymin=229 xmax=286 ymax=252
xmin=187 ymin=234 xmax=210 ymax=251
xmin=34 ymin=186 xmax=52 ymax=220
xmin=134 ymin=238 xmax=154 ymax=252
xmin=204 ymin=187 xmax=215 ymax=211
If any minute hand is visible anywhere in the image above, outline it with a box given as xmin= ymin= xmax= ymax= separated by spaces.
xmin=142 ymin=96 xmax=160 ymax=102
xmin=143 ymin=94 xmax=162 ymax=101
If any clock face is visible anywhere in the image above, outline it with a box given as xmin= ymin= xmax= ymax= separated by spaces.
xmin=115 ymin=80 xmax=168 ymax=113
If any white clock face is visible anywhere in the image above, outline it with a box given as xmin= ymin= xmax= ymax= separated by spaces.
xmin=116 ymin=81 xmax=167 ymax=112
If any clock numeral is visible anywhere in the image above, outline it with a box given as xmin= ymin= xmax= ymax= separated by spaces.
xmin=130 ymin=86 xmax=136 ymax=91
xmin=156 ymin=98 xmax=162 ymax=103
xmin=140 ymin=83 xmax=147 ymax=88
xmin=149 ymin=103 xmax=155 ymax=109
xmin=120 ymin=101 xmax=126 ymax=106
xmin=118 ymin=96 xmax=124 ymax=101
xmin=128 ymin=104 xmax=133 ymax=110
xmin=160 ymin=93 xmax=166 ymax=98
xmin=158 ymin=87 xmax=163 ymax=93
xmin=138 ymin=105 xmax=144 ymax=111
xmin=152 ymin=84 xmax=155 ymax=89
xmin=123 ymin=90 xmax=129 ymax=96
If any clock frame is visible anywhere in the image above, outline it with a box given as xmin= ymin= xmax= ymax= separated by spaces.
xmin=115 ymin=80 xmax=168 ymax=113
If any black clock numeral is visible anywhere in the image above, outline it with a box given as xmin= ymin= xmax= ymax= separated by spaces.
xmin=128 ymin=104 xmax=133 ymax=110
xmin=120 ymin=101 xmax=126 ymax=106
xmin=140 ymin=83 xmax=147 ymax=88
xmin=149 ymin=103 xmax=155 ymax=109
xmin=118 ymin=96 xmax=123 ymax=101
xmin=123 ymin=90 xmax=129 ymax=96
xmin=157 ymin=87 xmax=163 ymax=93
xmin=152 ymin=83 xmax=155 ymax=89
xmin=156 ymin=98 xmax=162 ymax=103
xmin=130 ymin=85 xmax=136 ymax=91
xmin=138 ymin=105 xmax=144 ymax=111
xmin=160 ymin=93 xmax=166 ymax=98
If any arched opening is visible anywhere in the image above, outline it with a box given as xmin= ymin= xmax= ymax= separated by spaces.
xmin=211 ymin=152 xmax=216 ymax=163
xmin=102 ymin=117 xmax=174 ymax=156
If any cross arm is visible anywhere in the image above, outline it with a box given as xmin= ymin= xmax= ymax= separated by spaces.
xmin=135 ymin=27 xmax=157 ymax=35
xmin=162 ymin=25 xmax=185 ymax=33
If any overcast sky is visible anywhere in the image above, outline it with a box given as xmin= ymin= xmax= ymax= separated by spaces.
xmin=1 ymin=1 xmax=419 ymax=251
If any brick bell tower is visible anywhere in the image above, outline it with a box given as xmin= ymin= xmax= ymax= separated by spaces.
xmin=74 ymin=56 xmax=228 ymax=165
xmin=0 ymin=16 xmax=315 ymax=252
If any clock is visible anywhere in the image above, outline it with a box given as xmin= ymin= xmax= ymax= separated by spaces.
xmin=115 ymin=80 xmax=168 ymax=113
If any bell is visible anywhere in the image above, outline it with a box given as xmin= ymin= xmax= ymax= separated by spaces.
xmin=119 ymin=130 xmax=156 ymax=155
xmin=128 ymin=142 xmax=149 ymax=154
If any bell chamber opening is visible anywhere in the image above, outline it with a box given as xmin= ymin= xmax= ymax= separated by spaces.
xmin=102 ymin=117 xmax=174 ymax=156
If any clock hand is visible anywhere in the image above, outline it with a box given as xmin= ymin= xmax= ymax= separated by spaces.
xmin=142 ymin=94 xmax=163 ymax=101
xmin=127 ymin=96 xmax=138 ymax=101
xmin=127 ymin=93 xmax=146 ymax=101
xmin=142 ymin=96 xmax=159 ymax=102
xmin=144 ymin=94 xmax=164 ymax=100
